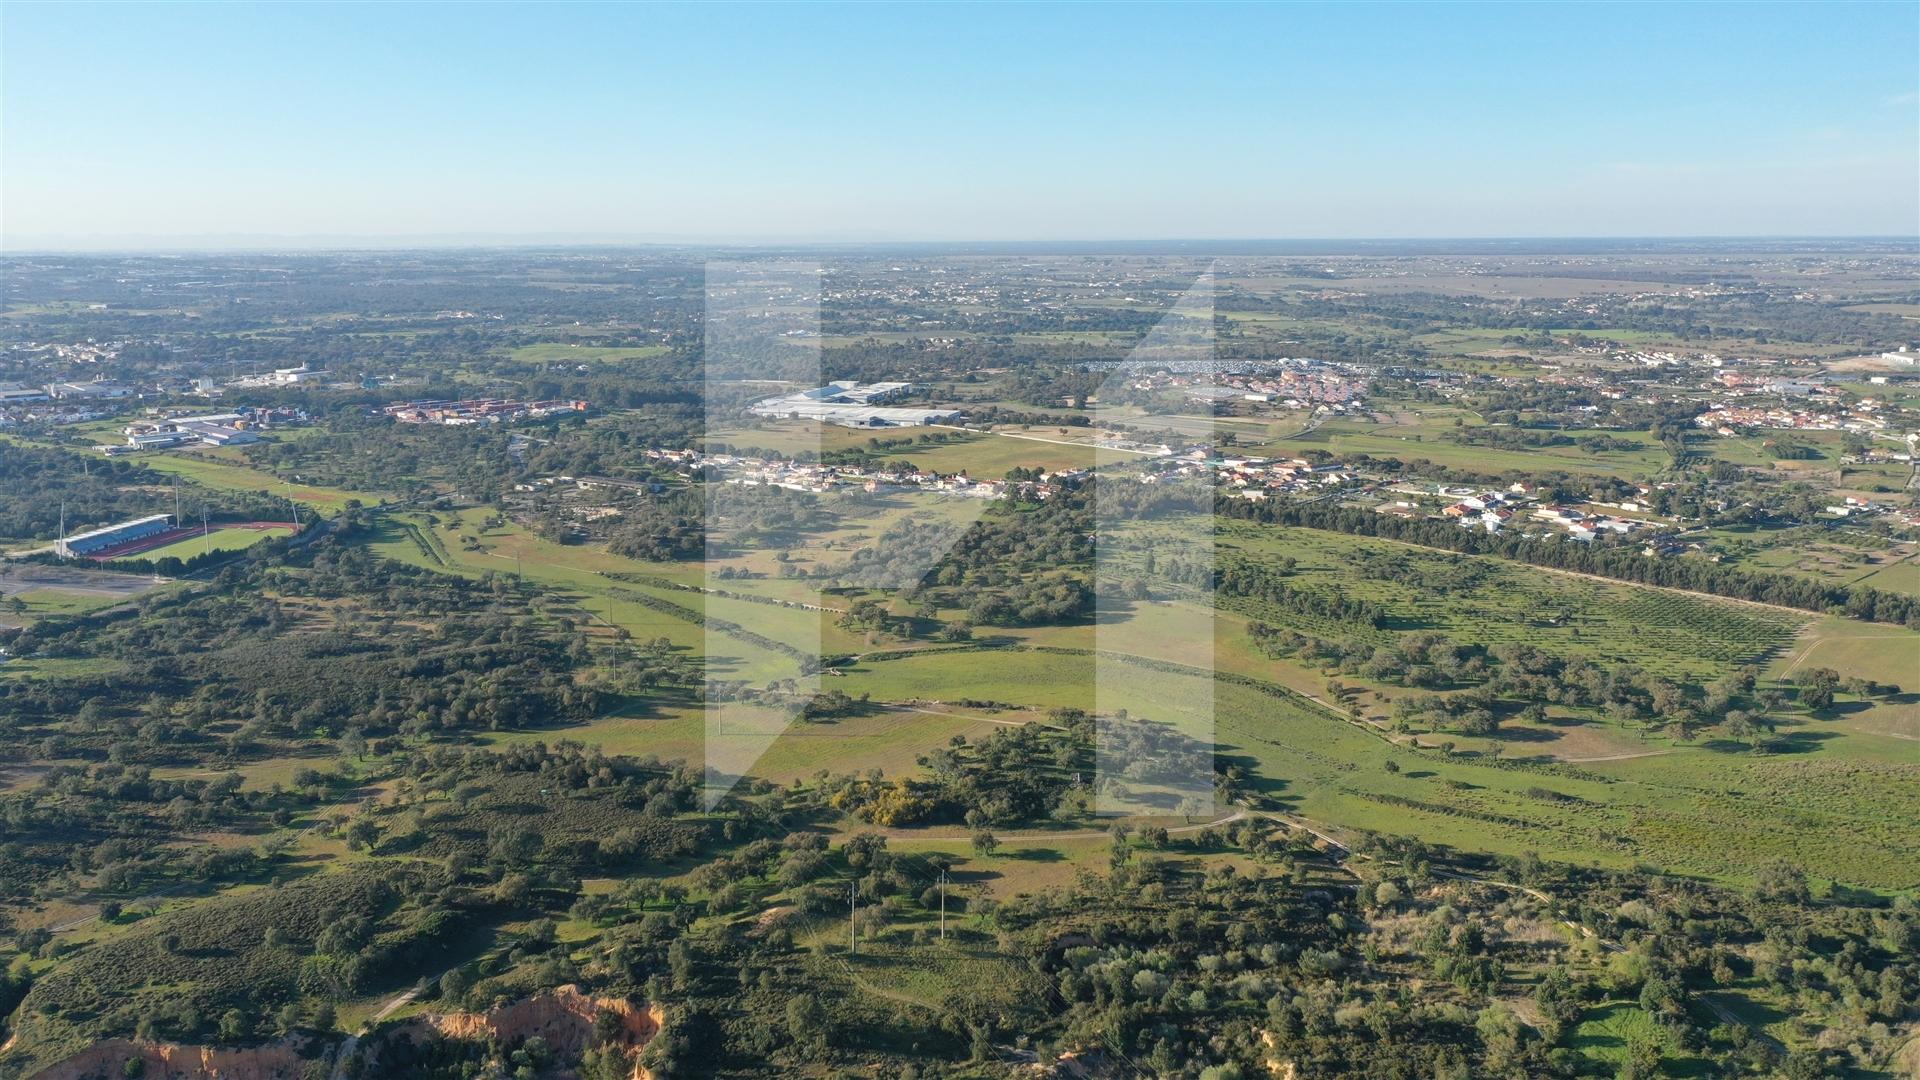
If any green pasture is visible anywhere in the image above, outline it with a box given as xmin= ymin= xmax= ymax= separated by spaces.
xmin=1217 ymin=523 xmax=1806 ymax=679
xmin=826 ymin=645 xmax=1920 ymax=889
xmin=0 ymin=588 xmax=127 ymax=620
xmin=1850 ymin=555 xmax=1920 ymax=595
xmin=349 ymin=497 xmax=1916 ymax=890
xmin=129 ymin=452 xmax=373 ymax=511
xmin=1258 ymin=418 xmax=1673 ymax=479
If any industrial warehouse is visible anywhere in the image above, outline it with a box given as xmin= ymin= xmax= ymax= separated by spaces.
xmin=120 ymin=412 xmax=264 ymax=450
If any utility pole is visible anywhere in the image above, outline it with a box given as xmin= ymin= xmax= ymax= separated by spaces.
xmin=848 ymin=881 xmax=858 ymax=956
xmin=938 ymin=869 xmax=948 ymax=941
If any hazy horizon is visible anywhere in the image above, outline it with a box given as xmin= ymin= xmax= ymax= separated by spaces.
xmin=6 ymin=232 xmax=1919 ymax=257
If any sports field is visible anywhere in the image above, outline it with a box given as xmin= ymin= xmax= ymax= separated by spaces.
xmin=106 ymin=523 xmax=296 ymax=562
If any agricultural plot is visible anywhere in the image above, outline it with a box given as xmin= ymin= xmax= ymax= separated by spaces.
xmin=1257 ymin=418 xmax=1672 ymax=479
xmin=365 ymin=512 xmax=709 ymax=655
xmin=791 ymin=931 xmax=1055 ymax=1019
xmin=363 ymin=507 xmax=880 ymax=686
xmin=1235 ymin=684 xmax=1915 ymax=889
xmin=904 ymin=428 xmax=1094 ymax=474
xmin=1705 ymin=524 xmax=1910 ymax=591
xmin=1767 ymin=616 xmax=1920 ymax=750
xmin=1216 ymin=524 xmax=1806 ymax=679
xmin=1849 ymin=554 xmax=1920 ymax=596
xmin=1772 ymin=616 xmax=1920 ymax=688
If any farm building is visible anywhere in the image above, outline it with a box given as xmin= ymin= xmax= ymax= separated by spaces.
xmin=57 ymin=514 xmax=173 ymax=557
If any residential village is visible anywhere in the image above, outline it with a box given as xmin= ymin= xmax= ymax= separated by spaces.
xmin=1118 ymin=358 xmax=1372 ymax=412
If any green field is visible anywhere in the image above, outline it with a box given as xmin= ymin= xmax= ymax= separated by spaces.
xmin=1216 ymin=523 xmax=1806 ymax=678
xmin=1851 ymin=554 xmax=1920 ymax=595
xmin=0 ymin=588 xmax=150 ymax=632
xmin=824 ymin=645 xmax=1920 ymax=889
xmin=1259 ymin=417 xmax=1674 ymax=479
xmin=127 ymin=453 xmax=374 ymax=510
xmin=2 ymin=427 xmax=375 ymax=510
xmin=364 ymin=501 xmax=1920 ymax=890
xmin=349 ymin=496 xmax=1916 ymax=891
xmin=109 ymin=524 xmax=295 ymax=563
xmin=1570 ymin=1003 xmax=1706 ymax=1075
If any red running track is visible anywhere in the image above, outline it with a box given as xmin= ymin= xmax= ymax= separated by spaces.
xmin=85 ymin=521 xmax=295 ymax=561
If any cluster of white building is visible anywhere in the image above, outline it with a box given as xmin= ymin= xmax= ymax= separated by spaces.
xmin=384 ymin=397 xmax=588 ymax=426
xmin=747 ymin=382 xmax=963 ymax=428
xmin=1216 ymin=455 xmax=1356 ymax=498
xmin=227 ymin=364 xmax=328 ymax=388
xmin=118 ymin=411 xmax=264 ymax=451
xmin=0 ymin=379 xmax=139 ymax=404
xmin=1368 ymin=482 xmax=1666 ymax=544
xmin=1181 ymin=366 xmax=1368 ymax=410
xmin=1694 ymin=400 xmax=1888 ymax=437
xmin=524 ymin=448 xmax=1048 ymax=509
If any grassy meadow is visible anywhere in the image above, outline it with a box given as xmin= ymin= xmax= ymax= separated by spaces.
xmin=344 ymin=504 xmax=1920 ymax=892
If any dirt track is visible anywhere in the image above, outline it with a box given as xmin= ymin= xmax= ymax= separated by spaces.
xmin=0 ymin=563 xmax=162 ymax=599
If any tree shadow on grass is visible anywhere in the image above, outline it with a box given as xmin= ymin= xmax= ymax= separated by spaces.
xmin=1764 ymin=729 xmax=1842 ymax=754
xmin=999 ymin=847 xmax=1065 ymax=863
xmin=1492 ymin=726 xmax=1564 ymax=745
xmin=1214 ymin=744 xmax=1297 ymax=810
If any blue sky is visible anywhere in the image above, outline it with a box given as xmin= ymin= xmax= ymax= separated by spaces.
xmin=3 ymin=2 xmax=1915 ymax=246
